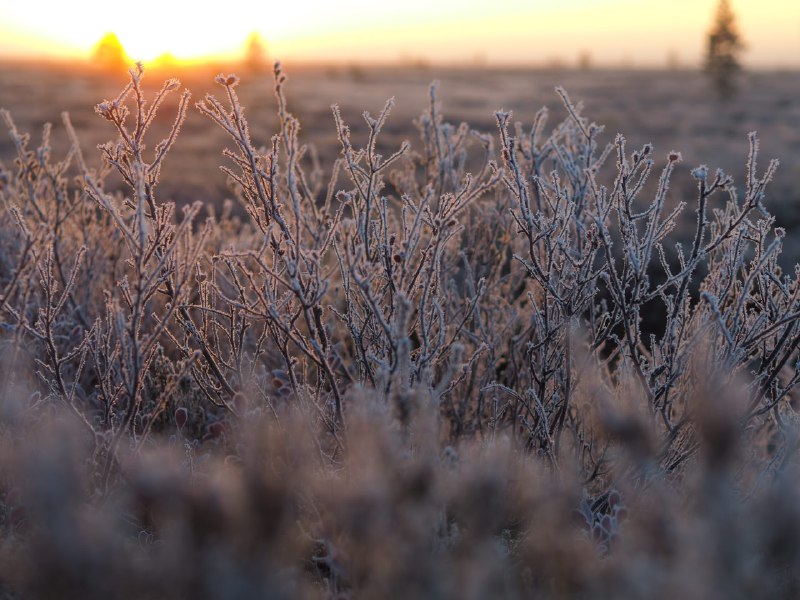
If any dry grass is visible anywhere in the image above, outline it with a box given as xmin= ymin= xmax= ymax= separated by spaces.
xmin=0 ymin=63 xmax=799 ymax=598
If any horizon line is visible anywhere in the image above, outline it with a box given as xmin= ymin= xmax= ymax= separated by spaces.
xmin=3 ymin=54 xmax=800 ymax=73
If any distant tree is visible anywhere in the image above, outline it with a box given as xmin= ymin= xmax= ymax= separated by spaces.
xmin=667 ymin=49 xmax=680 ymax=70
xmin=705 ymin=0 xmax=745 ymax=99
xmin=92 ymin=32 xmax=128 ymax=72
xmin=577 ymin=50 xmax=592 ymax=71
xmin=244 ymin=32 xmax=269 ymax=73
xmin=154 ymin=53 xmax=177 ymax=67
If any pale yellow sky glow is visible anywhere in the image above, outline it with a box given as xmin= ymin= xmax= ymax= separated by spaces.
xmin=0 ymin=0 xmax=798 ymax=67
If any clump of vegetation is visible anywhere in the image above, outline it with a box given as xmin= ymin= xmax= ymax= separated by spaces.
xmin=0 ymin=62 xmax=798 ymax=598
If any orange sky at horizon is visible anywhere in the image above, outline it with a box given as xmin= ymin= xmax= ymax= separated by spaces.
xmin=1 ymin=0 xmax=799 ymax=68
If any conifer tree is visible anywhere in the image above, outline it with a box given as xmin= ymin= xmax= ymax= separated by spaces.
xmin=705 ymin=0 xmax=745 ymax=99
xmin=92 ymin=32 xmax=128 ymax=72
xmin=244 ymin=32 xmax=269 ymax=73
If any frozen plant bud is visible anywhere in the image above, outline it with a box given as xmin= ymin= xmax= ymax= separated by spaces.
xmin=668 ymin=151 xmax=682 ymax=163
xmin=215 ymin=73 xmax=239 ymax=87
xmin=692 ymin=165 xmax=708 ymax=180
xmin=175 ymin=407 xmax=188 ymax=429
xmin=207 ymin=421 xmax=225 ymax=438
xmin=95 ymin=101 xmax=113 ymax=120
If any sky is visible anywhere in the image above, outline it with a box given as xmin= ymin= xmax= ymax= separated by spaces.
xmin=0 ymin=0 xmax=799 ymax=68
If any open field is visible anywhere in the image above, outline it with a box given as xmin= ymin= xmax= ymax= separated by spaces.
xmin=4 ymin=62 xmax=800 ymax=257
xmin=4 ymin=64 xmax=800 ymax=180
xmin=3 ymin=61 xmax=800 ymax=597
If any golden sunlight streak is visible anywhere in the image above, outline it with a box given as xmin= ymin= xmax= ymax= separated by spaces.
xmin=1 ymin=0 xmax=798 ymax=67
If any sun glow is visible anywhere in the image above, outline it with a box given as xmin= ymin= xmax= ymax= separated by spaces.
xmin=0 ymin=0 xmax=799 ymax=67
xmin=111 ymin=14 xmax=247 ymax=63
xmin=1 ymin=0 xmax=263 ymax=63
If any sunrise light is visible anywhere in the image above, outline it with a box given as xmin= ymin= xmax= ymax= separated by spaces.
xmin=1 ymin=0 xmax=799 ymax=67
xmin=3 ymin=0 xmax=800 ymax=595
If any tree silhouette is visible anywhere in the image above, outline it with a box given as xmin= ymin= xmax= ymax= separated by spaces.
xmin=244 ymin=32 xmax=269 ymax=73
xmin=705 ymin=0 xmax=745 ymax=99
xmin=92 ymin=32 xmax=129 ymax=72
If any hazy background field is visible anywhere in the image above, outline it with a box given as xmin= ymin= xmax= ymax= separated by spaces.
xmin=3 ymin=62 xmax=800 ymax=261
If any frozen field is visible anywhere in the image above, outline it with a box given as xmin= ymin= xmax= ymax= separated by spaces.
xmin=3 ymin=62 xmax=800 ymax=257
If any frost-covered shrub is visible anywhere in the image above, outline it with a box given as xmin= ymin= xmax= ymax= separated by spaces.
xmin=0 ymin=63 xmax=798 ymax=598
